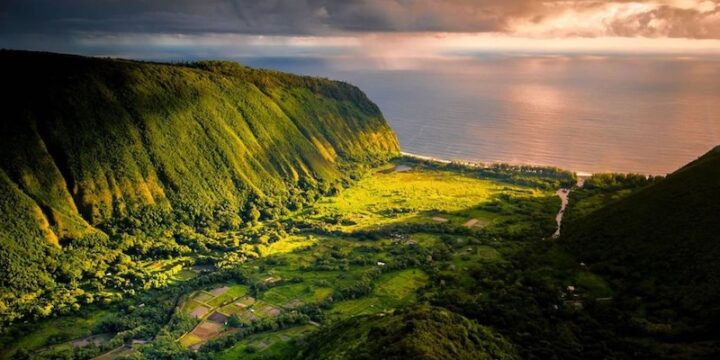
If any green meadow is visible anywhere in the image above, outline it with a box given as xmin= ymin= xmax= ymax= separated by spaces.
xmin=307 ymin=165 xmax=535 ymax=231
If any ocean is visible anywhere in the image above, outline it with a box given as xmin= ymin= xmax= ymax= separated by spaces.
xmin=248 ymin=55 xmax=720 ymax=175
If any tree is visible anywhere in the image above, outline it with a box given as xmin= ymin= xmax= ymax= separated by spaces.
xmin=227 ymin=315 xmax=242 ymax=328
xmin=248 ymin=205 xmax=261 ymax=224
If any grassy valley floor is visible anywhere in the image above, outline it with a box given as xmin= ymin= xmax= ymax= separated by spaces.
xmin=4 ymin=158 xmax=709 ymax=359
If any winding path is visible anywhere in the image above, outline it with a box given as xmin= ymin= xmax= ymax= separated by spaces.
xmin=552 ymin=188 xmax=570 ymax=239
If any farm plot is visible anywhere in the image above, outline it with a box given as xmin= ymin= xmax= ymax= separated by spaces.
xmin=216 ymin=325 xmax=317 ymax=360
xmin=328 ymin=269 xmax=428 ymax=318
xmin=261 ymin=283 xmax=332 ymax=309
xmin=207 ymin=284 xmax=247 ymax=307
xmin=373 ymin=269 xmax=429 ymax=304
xmin=179 ymin=317 xmax=226 ymax=349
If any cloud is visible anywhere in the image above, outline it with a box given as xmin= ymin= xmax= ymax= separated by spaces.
xmin=2 ymin=0 xmax=720 ymax=60
xmin=509 ymin=1 xmax=720 ymax=39
xmin=1 ymin=0 xmax=718 ymax=38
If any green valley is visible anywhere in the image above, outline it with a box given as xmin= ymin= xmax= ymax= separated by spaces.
xmin=1 ymin=51 xmax=719 ymax=360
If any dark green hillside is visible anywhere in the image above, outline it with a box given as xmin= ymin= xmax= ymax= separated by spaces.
xmin=295 ymin=305 xmax=519 ymax=360
xmin=562 ymin=146 xmax=720 ymax=328
xmin=0 ymin=50 xmax=398 ymax=322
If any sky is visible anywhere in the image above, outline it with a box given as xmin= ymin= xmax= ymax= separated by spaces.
xmin=1 ymin=0 xmax=720 ymax=62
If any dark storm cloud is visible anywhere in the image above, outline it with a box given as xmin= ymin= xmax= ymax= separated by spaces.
xmin=0 ymin=0 xmax=520 ymax=35
xmin=1 ymin=0 xmax=719 ymax=38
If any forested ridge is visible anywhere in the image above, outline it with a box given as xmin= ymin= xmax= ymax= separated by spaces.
xmin=562 ymin=146 xmax=720 ymax=336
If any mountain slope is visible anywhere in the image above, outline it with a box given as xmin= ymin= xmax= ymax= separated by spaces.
xmin=295 ymin=306 xmax=519 ymax=360
xmin=0 ymin=50 xmax=398 ymax=312
xmin=562 ymin=146 xmax=720 ymax=325
xmin=0 ymin=50 xmax=398 ymax=232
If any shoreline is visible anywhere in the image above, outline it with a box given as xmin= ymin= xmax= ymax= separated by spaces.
xmin=400 ymin=151 xmax=594 ymax=177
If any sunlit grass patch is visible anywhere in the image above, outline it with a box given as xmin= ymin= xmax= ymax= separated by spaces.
xmin=329 ymin=297 xmax=385 ymax=317
xmin=328 ymin=269 xmax=429 ymax=318
xmin=373 ymin=269 xmax=429 ymax=303
xmin=218 ymin=296 xmax=256 ymax=317
xmin=253 ymin=301 xmax=283 ymax=318
xmin=191 ymin=291 xmax=215 ymax=304
xmin=181 ymin=299 xmax=205 ymax=315
xmin=310 ymin=167 xmax=534 ymax=231
xmin=408 ymin=233 xmax=440 ymax=247
xmin=309 ymin=287 xmax=334 ymax=303
xmin=206 ymin=284 xmax=248 ymax=307
xmin=216 ymin=325 xmax=316 ymax=360
xmin=173 ymin=269 xmax=198 ymax=281
xmin=179 ymin=333 xmax=203 ymax=348
xmin=265 ymin=235 xmax=319 ymax=255
xmin=261 ymin=283 xmax=308 ymax=307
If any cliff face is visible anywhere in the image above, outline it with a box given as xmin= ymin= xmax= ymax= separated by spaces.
xmin=0 ymin=51 xmax=399 ymax=243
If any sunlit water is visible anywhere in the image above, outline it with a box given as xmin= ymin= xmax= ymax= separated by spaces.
xmin=248 ymin=56 xmax=720 ymax=175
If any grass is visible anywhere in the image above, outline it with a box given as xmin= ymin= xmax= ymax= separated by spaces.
xmin=179 ymin=333 xmax=203 ymax=348
xmin=408 ymin=233 xmax=441 ymax=247
xmin=0 ymin=309 xmax=110 ymax=359
xmin=265 ymin=235 xmax=319 ymax=256
xmin=206 ymin=284 xmax=248 ymax=307
xmin=575 ymin=272 xmax=614 ymax=299
xmin=192 ymin=291 xmax=215 ymax=304
xmin=216 ymin=325 xmax=317 ymax=360
xmin=309 ymin=288 xmax=334 ymax=303
xmin=261 ymin=283 xmax=310 ymax=307
xmin=309 ymin=167 xmax=531 ymax=231
xmin=218 ymin=303 xmax=247 ymax=317
xmin=253 ymin=301 xmax=282 ymax=318
xmin=452 ymin=245 xmax=502 ymax=267
xmin=329 ymin=269 xmax=429 ymax=319
xmin=373 ymin=269 xmax=429 ymax=303
xmin=329 ymin=297 xmax=386 ymax=318
xmin=261 ymin=283 xmax=334 ymax=308
xmin=93 ymin=343 xmax=142 ymax=360
xmin=181 ymin=299 xmax=205 ymax=315
xmin=174 ymin=269 xmax=198 ymax=281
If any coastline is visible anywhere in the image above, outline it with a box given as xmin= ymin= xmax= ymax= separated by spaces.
xmin=400 ymin=151 xmax=594 ymax=178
